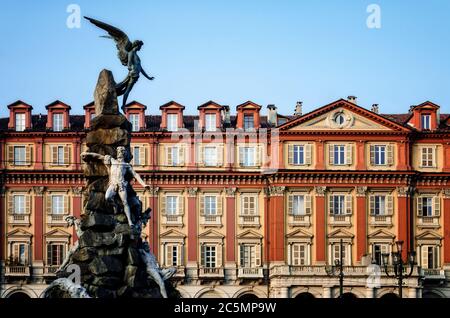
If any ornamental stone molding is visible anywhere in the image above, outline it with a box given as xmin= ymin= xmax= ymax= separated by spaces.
xmin=269 ymin=186 xmax=285 ymax=197
xmin=443 ymin=189 xmax=450 ymax=199
xmin=33 ymin=186 xmax=46 ymax=196
xmin=315 ymin=186 xmax=327 ymax=197
xmin=71 ymin=187 xmax=84 ymax=196
xmin=397 ymin=186 xmax=411 ymax=197
xmin=356 ymin=186 xmax=368 ymax=197
xmin=225 ymin=187 xmax=237 ymax=197
xmin=147 ymin=186 xmax=159 ymax=197
xmin=187 ymin=187 xmax=198 ymax=197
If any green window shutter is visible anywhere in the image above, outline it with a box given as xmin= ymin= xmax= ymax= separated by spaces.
xmin=47 ymin=244 xmax=52 ymax=265
xmin=288 ymin=145 xmax=294 ymax=165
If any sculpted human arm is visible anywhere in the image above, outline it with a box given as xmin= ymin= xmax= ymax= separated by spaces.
xmin=130 ymin=167 xmax=149 ymax=189
xmin=141 ymin=67 xmax=154 ymax=81
xmin=81 ymin=152 xmax=105 ymax=162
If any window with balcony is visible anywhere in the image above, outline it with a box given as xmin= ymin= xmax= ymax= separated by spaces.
xmin=329 ymin=194 xmax=352 ymax=226
xmin=291 ymin=243 xmax=309 ymax=266
xmin=288 ymin=194 xmax=312 ymax=226
xmin=166 ymin=196 xmax=178 ymax=215
xmin=204 ymin=196 xmax=217 ymax=215
xmin=421 ymin=147 xmax=435 ymax=168
xmin=13 ymin=146 xmax=26 ymax=166
xmin=421 ymin=245 xmax=439 ymax=269
xmin=418 ymin=197 xmax=436 ymax=217
xmin=162 ymin=194 xmax=183 ymax=226
xmin=129 ymin=114 xmax=140 ymax=132
xmin=53 ymin=113 xmax=64 ymax=131
xmin=14 ymin=195 xmax=26 ymax=214
xmin=52 ymin=195 xmax=65 ymax=215
xmin=369 ymin=194 xmax=393 ymax=226
xmin=331 ymin=243 xmax=348 ymax=266
xmin=417 ymin=196 xmax=440 ymax=228
xmin=165 ymin=244 xmax=182 ymax=267
xmin=239 ymin=244 xmax=261 ymax=268
xmin=47 ymin=243 xmax=65 ymax=267
xmin=244 ymin=114 xmax=254 ymax=130
xmin=200 ymin=195 xmax=221 ymax=226
xmin=372 ymin=244 xmax=390 ymax=266
xmin=167 ymin=114 xmax=178 ymax=132
xmin=11 ymin=243 xmax=28 ymax=265
xmin=239 ymin=194 xmax=259 ymax=227
xmin=15 ymin=113 xmax=25 ymax=131
xmin=421 ymin=114 xmax=431 ymax=130
xmin=329 ymin=195 xmax=346 ymax=215
xmin=205 ymin=114 xmax=216 ymax=131
xmin=201 ymin=245 xmax=217 ymax=268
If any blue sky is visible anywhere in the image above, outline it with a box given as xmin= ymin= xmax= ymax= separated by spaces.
xmin=0 ymin=0 xmax=450 ymax=117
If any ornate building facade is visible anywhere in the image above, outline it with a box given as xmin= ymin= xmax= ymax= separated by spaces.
xmin=0 ymin=97 xmax=449 ymax=298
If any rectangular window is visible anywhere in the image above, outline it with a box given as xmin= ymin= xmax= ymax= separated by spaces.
xmin=292 ymin=243 xmax=307 ymax=265
xmin=240 ymin=244 xmax=258 ymax=267
xmin=292 ymin=195 xmax=305 ymax=215
xmin=421 ymin=147 xmax=434 ymax=167
xmin=13 ymin=146 xmax=26 ymax=165
xmin=202 ymin=245 xmax=216 ymax=268
xmin=167 ymin=114 xmax=178 ymax=132
xmin=205 ymin=114 xmax=216 ymax=131
xmin=166 ymin=196 xmax=178 ymax=215
xmin=333 ymin=145 xmax=346 ymax=165
xmin=422 ymin=246 xmax=439 ymax=269
xmin=293 ymin=145 xmax=305 ymax=165
xmin=372 ymin=244 xmax=389 ymax=266
xmin=204 ymin=147 xmax=217 ymax=166
xmin=57 ymin=146 xmax=65 ymax=165
xmin=373 ymin=195 xmax=386 ymax=215
xmin=244 ymin=114 xmax=254 ymax=130
xmin=374 ymin=145 xmax=386 ymax=165
xmin=12 ymin=243 xmax=28 ymax=265
xmin=129 ymin=114 xmax=140 ymax=132
xmin=242 ymin=147 xmax=256 ymax=166
xmin=242 ymin=195 xmax=257 ymax=215
xmin=332 ymin=243 xmax=347 ymax=265
xmin=15 ymin=113 xmax=25 ymax=131
xmin=53 ymin=113 xmax=64 ymax=132
xmin=13 ymin=195 xmax=26 ymax=214
xmin=204 ymin=196 xmax=217 ymax=215
xmin=52 ymin=195 xmax=65 ymax=215
xmin=421 ymin=197 xmax=433 ymax=217
xmin=421 ymin=114 xmax=431 ymax=130
xmin=330 ymin=195 xmax=345 ymax=215
xmin=133 ymin=146 xmax=140 ymax=165
xmin=167 ymin=245 xmax=179 ymax=266
xmin=47 ymin=244 xmax=65 ymax=266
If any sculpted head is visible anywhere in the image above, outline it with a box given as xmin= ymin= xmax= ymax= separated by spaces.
xmin=116 ymin=146 xmax=126 ymax=160
xmin=65 ymin=215 xmax=77 ymax=226
xmin=132 ymin=40 xmax=144 ymax=51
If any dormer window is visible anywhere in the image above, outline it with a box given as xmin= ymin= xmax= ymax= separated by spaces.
xmin=205 ymin=114 xmax=216 ymax=131
xmin=15 ymin=113 xmax=25 ymax=132
xmin=421 ymin=114 xmax=431 ymax=130
xmin=53 ymin=113 xmax=64 ymax=132
xmin=167 ymin=114 xmax=178 ymax=132
xmin=129 ymin=114 xmax=140 ymax=132
xmin=244 ymin=114 xmax=254 ymax=130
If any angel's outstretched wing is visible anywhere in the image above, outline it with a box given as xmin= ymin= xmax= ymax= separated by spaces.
xmin=84 ymin=16 xmax=132 ymax=66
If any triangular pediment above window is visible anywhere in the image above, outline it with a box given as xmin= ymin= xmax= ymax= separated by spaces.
xmin=7 ymin=228 xmax=33 ymax=238
xmin=236 ymin=101 xmax=262 ymax=111
xmin=198 ymin=229 xmax=224 ymax=239
xmin=44 ymin=229 xmax=71 ymax=238
xmin=237 ymin=230 xmax=263 ymax=240
xmin=367 ymin=229 xmax=396 ymax=240
xmin=327 ymin=228 xmax=354 ymax=239
xmin=286 ymin=228 xmax=314 ymax=239
xmin=279 ymin=99 xmax=411 ymax=132
xmin=197 ymin=100 xmax=223 ymax=110
xmin=159 ymin=101 xmax=186 ymax=111
xmin=160 ymin=229 xmax=186 ymax=239
xmin=416 ymin=231 xmax=442 ymax=241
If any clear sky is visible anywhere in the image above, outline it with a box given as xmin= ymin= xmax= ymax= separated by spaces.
xmin=1 ymin=0 xmax=450 ymax=117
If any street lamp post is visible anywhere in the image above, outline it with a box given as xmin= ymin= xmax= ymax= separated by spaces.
xmin=382 ymin=240 xmax=416 ymax=298
xmin=326 ymin=239 xmax=344 ymax=298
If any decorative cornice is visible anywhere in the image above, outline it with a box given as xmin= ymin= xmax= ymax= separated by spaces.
xmin=397 ymin=186 xmax=411 ymax=197
xmin=187 ymin=187 xmax=198 ymax=197
xmin=356 ymin=186 xmax=368 ymax=197
xmin=71 ymin=186 xmax=84 ymax=196
xmin=269 ymin=186 xmax=285 ymax=197
xmin=33 ymin=186 xmax=46 ymax=196
xmin=225 ymin=187 xmax=237 ymax=197
xmin=315 ymin=186 xmax=327 ymax=196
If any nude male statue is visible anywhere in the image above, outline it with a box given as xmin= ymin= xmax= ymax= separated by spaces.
xmin=57 ymin=216 xmax=83 ymax=274
xmin=81 ymin=146 xmax=150 ymax=228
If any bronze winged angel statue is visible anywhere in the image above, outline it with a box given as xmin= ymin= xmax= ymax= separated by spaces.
xmin=84 ymin=16 xmax=154 ymax=111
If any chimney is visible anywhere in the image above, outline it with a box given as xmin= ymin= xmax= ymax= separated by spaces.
xmin=347 ymin=96 xmax=357 ymax=104
xmin=371 ymin=104 xmax=379 ymax=114
xmin=267 ymin=104 xmax=278 ymax=127
xmin=294 ymin=101 xmax=303 ymax=116
xmin=222 ymin=105 xmax=231 ymax=125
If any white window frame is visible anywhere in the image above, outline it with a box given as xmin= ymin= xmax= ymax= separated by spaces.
xmin=421 ymin=147 xmax=435 ymax=168
xmin=330 ymin=195 xmax=345 ymax=215
xmin=53 ymin=113 xmax=64 ymax=132
xmin=205 ymin=113 xmax=216 ymax=131
xmin=47 ymin=243 xmax=65 ymax=266
xmin=243 ymin=147 xmax=256 ymax=167
xmin=52 ymin=195 xmax=65 ymax=215
xmin=133 ymin=146 xmax=141 ymax=166
xmin=204 ymin=195 xmax=217 ymax=216
xmin=373 ymin=145 xmax=386 ymax=165
xmin=244 ymin=114 xmax=254 ymax=130
xmin=293 ymin=145 xmax=305 ymax=165
xmin=15 ymin=113 xmax=25 ymax=132
xmin=333 ymin=145 xmax=346 ymax=165
xmin=202 ymin=245 xmax=216 ymax=268
xmin=167 ymin=114 xmax=178 ymax=132
xmin=291 ymin=243 xmax=309 ymax=266
xmin=421 ymin=114 xmax=431 ymax=130
xmin=241 ymin=195 xmax=257 ymax=216
xmin=129 ymin=114 xmax=140 ymax=132
xmin=421 ymin=245 xmax=439 ymax=269
xmin=166 ymin=196 xmax=178 ymax=216
xmin=204 ymin=146 xmax=218 ymax=167
xmin=13 ymin=195 xmax=26 ymax=214
xmin=13 ymin=146 xmax=26 ymax=166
